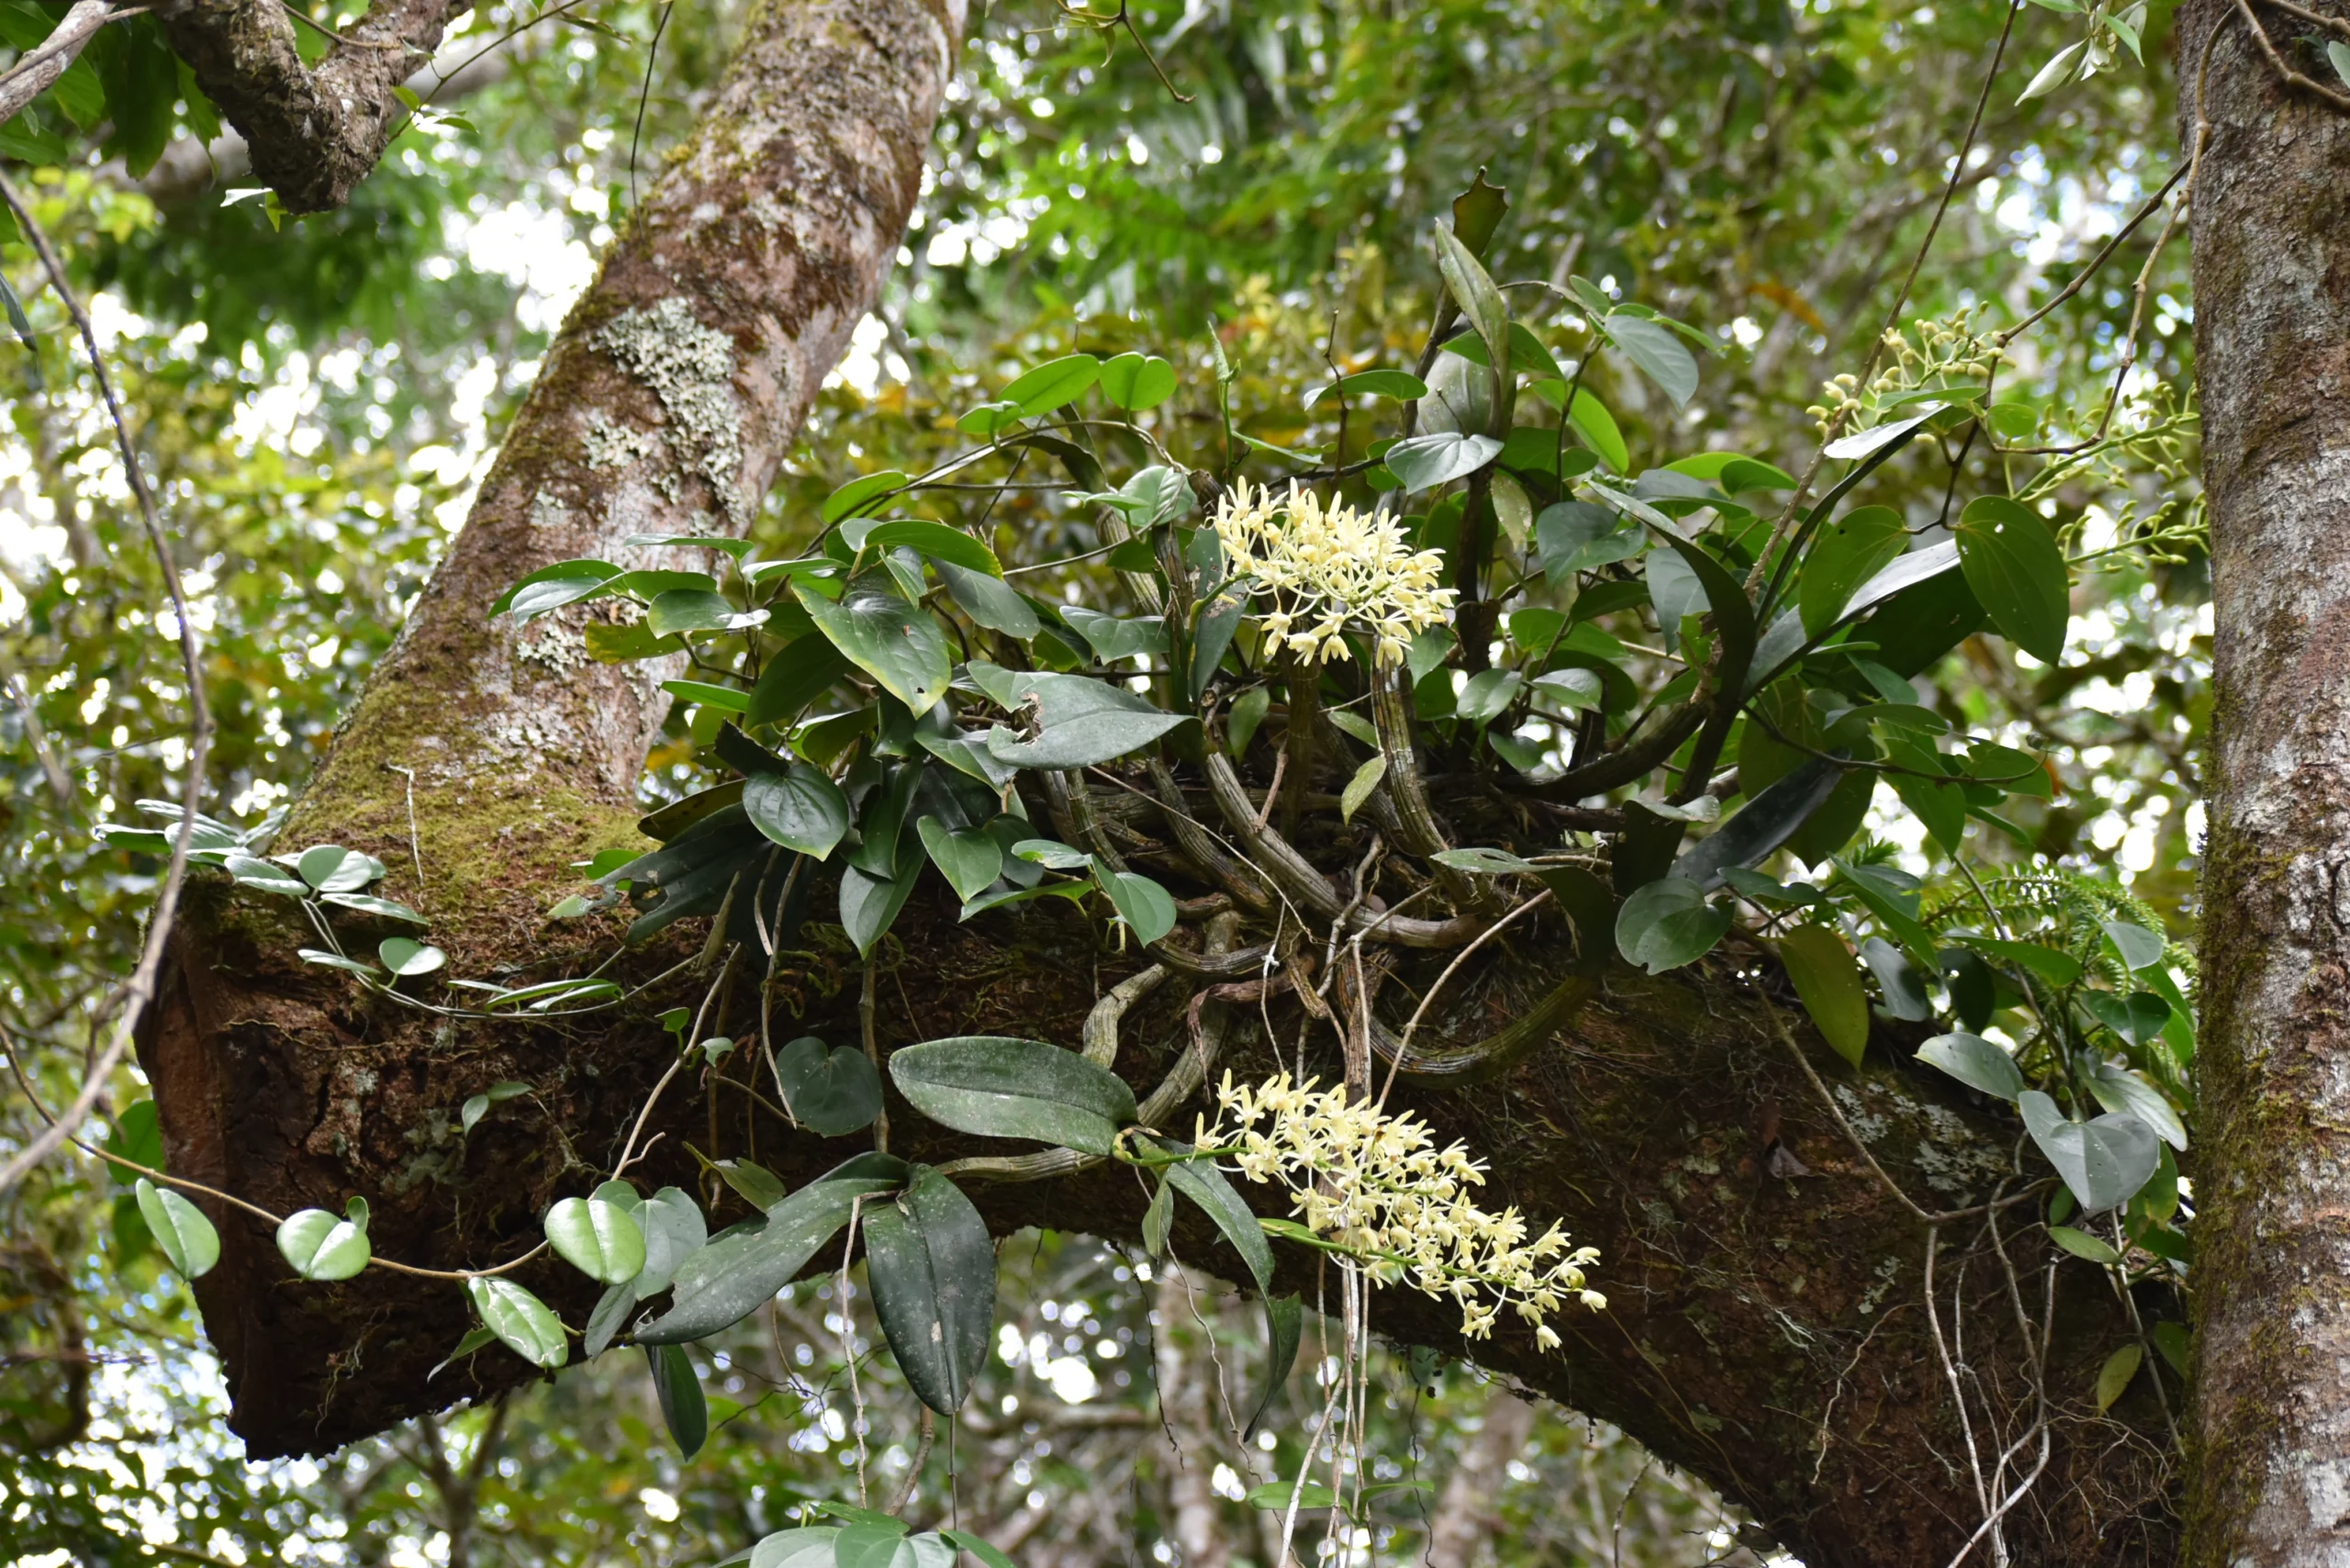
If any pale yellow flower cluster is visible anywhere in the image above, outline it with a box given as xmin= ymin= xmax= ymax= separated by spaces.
xmin=1196 ymin=1071 xmax=1604 ymax=1347
xmin=1808 ymin=304 xmax=2008 ymax=435
xmin=1212 ymin=479 xmax=1456 ymax=666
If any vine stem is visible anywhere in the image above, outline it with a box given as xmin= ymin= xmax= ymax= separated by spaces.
xmin=0 ymin=170 xmax=215 ymax=1200
xmin=1741 ymin=0 xmax=2024 ymax=595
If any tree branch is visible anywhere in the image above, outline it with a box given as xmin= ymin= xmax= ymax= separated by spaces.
xmin=156 ymin=0 xmax=471 ymax=213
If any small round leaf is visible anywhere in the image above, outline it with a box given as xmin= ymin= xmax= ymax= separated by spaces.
xmin=544 ymin=1195 xmax=648 ymax=1284
xmin=135 ymin=1178 xmax=220 ymax=1279
xmin=277 ymin=1205 xmax=371 ymax=1282
xmin=465 ymin=1276 xmax=568 ymax=1369
xmin=378 ymin=937 xmax=447 ymax=977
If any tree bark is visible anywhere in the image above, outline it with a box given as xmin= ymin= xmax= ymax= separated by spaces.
xmin=137 ymin=3 xmax=2188 ymax=1565
xmin=2179 ymin=3 xmax=2350 ymax=1562
xmin=157 ymin=0 xmax=474 ymax=213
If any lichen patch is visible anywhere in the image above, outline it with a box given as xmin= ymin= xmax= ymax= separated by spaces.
xmin=592 ymin=298 xmax=746 ymax=524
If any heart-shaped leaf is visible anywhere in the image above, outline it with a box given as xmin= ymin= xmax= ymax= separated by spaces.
xmin=1615 ymin=876 xmax=1729 ymax=974
xmin=2020 ymin=1090 xmax=2158 ymax=1213
xmin=1955 ymin=496 xmax=2068 ymax=664
xmin=936 ymin=560 xmax=1040 ymax=638
xmin=1916 ymin=1032 xmax=2026 ymax=1102
xmin=277 ymin=1202 xmax=371 ymax=1282
xmin=378 ymin=937 xmax=446 ymax=978
xmin=135 ymin=1179 xmax=220 ymax=1279
xmin=466 ymin=1276 xmax=567 ymax=1368
xmin=743 ymin=763 xmax=851 ymax=860
xmin=1095 ymin=865 xmax=1178 ymax=946
xmin=1798 ymin=505 xmax=1907 ymax=637
xmin=858 ymin=520 xmax=1002 ymax=577
xmin=864 ymin=1167 xmax=998 ymax=1415
xmin=2085 ymin=990 xmax=2172 ymax=1048
xmin=1383 ymin=432 xmax=1502 ymax=493
xmin=984 ymin=674 xmax=1188 ymax=770
xmin=297 ymin=845 xmax=386 ymax=893
xmin=918 ymin=816 xmax=1005 ymax=902
xmin=772 ymin=1036 xmax=884 ymax=1137
xmin=1535 ymin=500 xmax=1640 ymax=578
xmin=226 ymin=854 xmax=309 ymax=897
xmin=544 ymin=1194 xmax=648 ymax=1284
xmin=632 ymin=1185 xmax=709 ymax=1300
xmin=1100 ymin=352 xmax=1179 ymax=411
xmin=795 ymin=579 xmax=952 ymax=714
xmin=889 ymin=1036 xmax=1136 ymax=1155
xmin=1455 ymin=668 xmax=1523 ymax=726
xmin=2101 ymin=919 xmax=2165 ymax=971
xmin=750 ymin=1529 xmax=844 ymax=1568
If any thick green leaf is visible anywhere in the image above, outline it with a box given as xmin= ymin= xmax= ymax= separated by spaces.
xmin=296 ymin=845 xmax=385 ymax=892
xmin=649 ymin=588 xmax=766 ymax=637
xmin=772 ymin=1036 xmax=884 ymax=1137
xmin=1954 ymin=496 xmax=2069 ymax=664
xmin=544 ymin=1195 xmax=648 ymax=1284
xmin=2050 ymin=1225 xmax=2123 ymax=1266
xmin=638 ymin=1153 xmax=910 ymax=1343
xmin=795 ymin=579 xmax=953 ymax=713
xmin=378 ymin=936 xmax=446 ymax=978
xmin=1002 ymin=353 xmax=1102 ymax=415
xmin=1247 ymin=1293 xmax=1304 ymax=1440
xmin=1339 ymin=753 xmax=1387 ymax=823
xmin=1226 ymin=686 xmax=1271 ymax=756
xmin=277 ymin=1204 xmax=370 ymax=1282
xmin=492 ymin=558 xmax=619 ymax=615
xmin=1384 ymin=431 xmax=1501 ymax=493
xmin=1776 ymin=924 xmax=1870 ymax=1067
xmin=743 ymin=763 xmax=852 ymax=859
xmin=645 ymin=1342 xmax=709 ymax=1457
xmin=2101 ymin=919 xmax=2165 ymax=971
xmin=889 ymin=1036 xmax=1136 ymax=1155
xmin=822 ymin=470 xmax=909 ymax=524
xmin=859 ymin=520 xmax=1002 ymax=577
xmin=1535 ymin=501 xmax=1639 ymax=577
xmin=2020 ymin=1091 xmax=2158 ymax=1213
xmin=937 ymin=560 xmax=1040 ymax=637
xmin=918 ymin=816 xmax=1005 ymax=902
xmin=1305 ymin=368 xmax=1428 ymax=408
xmin=1798 ymin=505 xmax=1907 ymax=637
xmin=1096 ymin=865 xmax=1179 ymax=946
xmin=744 ymin=635 xmax=852 ymax=729
xmin=863 ymin=1167 xmax=998 ymax=1414
xmin=1615 ymin=877 xmax=1729 ymax=973
xmin=1567 ymin=387 xmax=1628 ymax=473
xmin=749 ymin=1529 xmax=843 ymax=1568
xmin=1601 ymin=314 xmax=1698 ymax=409
xmin=466 ymin=1277 xmax=567 ymax=1369
xmin=320 ymin=891 xmax=428 ymax=923
xmin=836 ymin=1524 xmax=918 ymax=1568
xmin=300 ymin=948 xmax=381 ymax=977
xmin=2095 ymin=1342 xmax=2143 ymax=1411
xmin=985 ymin=673 xmax=1189 ymax=769
xmin=941 ymin=1529 xmax=1023 ymax=1568
xmin=661 ymin=679 xmax=751 ymax=714
xmin=226 ymin=853 xmax=309 ymax=896
xmin=1455 ymin=669 xmax=1522 ymax=726
xmin=1916 ymin=1032 xmax=2027 ymax=1102
xmin=841 ymin=860 xmax=918 ymax=957
xmin=632 ymin=1185 xmax=709 ymax=1300
xmin=1100 ymin=352 xmax=1179 ymax=410
xmin=1162 ymin=1151 xmax=1273 ymax=1294
xmin=2086 ymin=991 xmax=2173 ymax=1050
xmin=135 ymin=1179 xmax=220 ymax=1279
xmin=1960 ymin=935 xmax=2084 ymax=986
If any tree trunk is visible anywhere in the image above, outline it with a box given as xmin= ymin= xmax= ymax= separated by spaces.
xmin=2179 ymin=3 xmax=2350 ymax=1562
xmin=138 ymin=3 xmax=2185 ymax=1564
